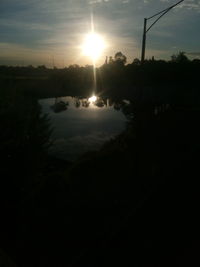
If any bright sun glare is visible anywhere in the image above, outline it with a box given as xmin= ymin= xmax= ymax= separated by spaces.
xmin=89 ymin=95 xmax=97 ymax=103
xmin=82 ymin=33 xmax=106 ymax=61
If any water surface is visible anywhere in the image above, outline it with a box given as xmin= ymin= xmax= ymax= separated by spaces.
xmin=39 ymin=96 xmax=128 ymax=161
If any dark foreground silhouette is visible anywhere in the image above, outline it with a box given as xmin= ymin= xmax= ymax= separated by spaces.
xmin=0 ymin=57 xmax=200 ymax=266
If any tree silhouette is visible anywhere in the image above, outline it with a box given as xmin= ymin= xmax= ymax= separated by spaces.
xmin=171 ymin=51 xmax=189 ymax=63
xmin=114 ymin=52 xmax=127 ymax=66
xmin=132 ymin=58 xmax=141 ymax=65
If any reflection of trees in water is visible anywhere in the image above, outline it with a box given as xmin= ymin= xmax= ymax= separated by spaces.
xmin=81 ymin=99 xmax=90 ymax=108
xmin=49 ymin=96 xmax=136 ymax=117
xmin=94 ymin=98 xmax=104 ymax=107
xmin=74 ymin=98 xmax=81 ymax=108
xmin=51 ymin=97 xmax=69 ymax=113
xmin=72 ymin=96 xmax=133 ymax=111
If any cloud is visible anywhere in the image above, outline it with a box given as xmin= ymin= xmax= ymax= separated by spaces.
xmin=89 ymin=0 xmax=110 ymax=4
xmin=175 ymin=0 xmax=200 ymax=12
xmin=186 ymin=51 xmax=200 ymax=56
xmin=0 ymin=42 xmax=50 ymax=65
xmin=0 ymin=18 xmax=52 ymax=31
xmin=0 ymin=0 xmax=199 ymax=65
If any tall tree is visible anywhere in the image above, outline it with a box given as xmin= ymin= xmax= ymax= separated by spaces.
xmin=114 ymin=52 xmax=127 ymax=66
xmin=171 ymin=51 xmax=189 ymax=63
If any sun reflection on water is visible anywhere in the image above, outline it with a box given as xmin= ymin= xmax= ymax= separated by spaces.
xmin=88 ymin=95 xmax=97 ymax=103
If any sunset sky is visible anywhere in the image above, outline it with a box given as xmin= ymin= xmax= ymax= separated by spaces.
xmin=0 ymin=0 xmax=199 ymax=67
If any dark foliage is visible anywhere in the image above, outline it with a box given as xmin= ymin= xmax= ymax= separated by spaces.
xmin=0 ymin=53 xmax=200 ymax=266
xmin=0 ymin=88 xmax=53 ymax=261
xmin=0 ymin=52 xmax=199 ymax=99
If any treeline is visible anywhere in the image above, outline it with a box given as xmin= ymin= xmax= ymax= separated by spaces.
xmin=0 ymin=52 xmax=199 ymax=100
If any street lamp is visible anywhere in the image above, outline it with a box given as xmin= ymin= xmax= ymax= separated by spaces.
xmin=141 ymin=0 xmax=184 ymax=63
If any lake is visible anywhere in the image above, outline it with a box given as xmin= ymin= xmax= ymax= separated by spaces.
xmin=39 ymin=96 xmax=129 ymax=161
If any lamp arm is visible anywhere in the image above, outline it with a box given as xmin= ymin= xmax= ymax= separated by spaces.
xmin=146 ymin=8 xmax=172 ymax=33
xmin=146 ymin=0 xmax=184 ymax=33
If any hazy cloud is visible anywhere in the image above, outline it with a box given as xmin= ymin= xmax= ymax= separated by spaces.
xmin=0 ymin=0 xmax=199 ymax=65
xmin=187 ymin=51 xmax=200 ymax=56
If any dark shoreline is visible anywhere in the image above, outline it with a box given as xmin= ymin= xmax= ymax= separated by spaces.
xmin=1 ymin=59 xmax=200 ymax=266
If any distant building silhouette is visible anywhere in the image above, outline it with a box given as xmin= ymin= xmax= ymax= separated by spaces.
xmin=105 ymin=56 xmax=108 ymax=65
xmin=109 ymin=56 xmax=113 ymax=64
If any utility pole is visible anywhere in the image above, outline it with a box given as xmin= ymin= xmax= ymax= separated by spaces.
xmin=141 ymin=0 xmax=184 ymax=63
xmin=141 ymin=18 xmax=147 ymax=64
xmin=53 ymin=56 xmax=55 ymax=68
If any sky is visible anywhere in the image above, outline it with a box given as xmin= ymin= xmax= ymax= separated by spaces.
xmin=0 ymin=0 xmax=199 ymax=67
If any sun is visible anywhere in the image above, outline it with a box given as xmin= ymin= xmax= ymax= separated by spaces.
xmin=82 ymin=33 xmax=106 ymax=61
